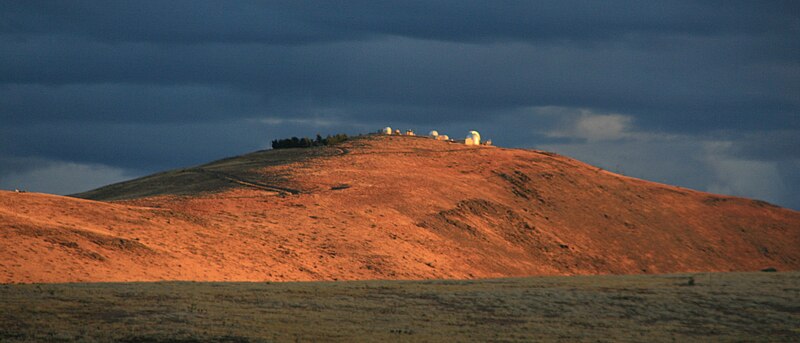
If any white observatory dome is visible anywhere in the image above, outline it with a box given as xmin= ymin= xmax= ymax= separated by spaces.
xmin=466 ymin=131 xmax=481 ymax=145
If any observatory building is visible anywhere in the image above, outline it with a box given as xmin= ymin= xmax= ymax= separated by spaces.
xmin=465 ymin=131 xmax=481 ymax=145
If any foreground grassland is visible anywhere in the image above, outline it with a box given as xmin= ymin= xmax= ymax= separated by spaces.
xmin=1 ymin=272 xmax=798 ymax=342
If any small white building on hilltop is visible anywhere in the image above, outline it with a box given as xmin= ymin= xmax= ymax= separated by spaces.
xmin=429 ymin=130 xmax=439 ymax=138
xmin=382 ymin=127 xmax=392 ymax=135
xmin=465 ymin=131 xmax=481 ymax=145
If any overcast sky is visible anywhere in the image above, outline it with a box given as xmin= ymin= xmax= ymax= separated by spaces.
xmin=1 ymin=1 xmax=798 ymax=209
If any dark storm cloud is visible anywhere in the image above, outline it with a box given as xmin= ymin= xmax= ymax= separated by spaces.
xmin=3 ymin=36 xmax=797 ymax=130
xmin=0 ymin=120 xmax=269 ymax=171
xmin=0 ymin=84 xmax=266 ymax=124
xmin=1 ymin=1 xmax=798 ymax=207
xmin=3 ymin=1 xmax=797 ymax=44
xmin=0 ymin=1 xmax=364 ymax=44
xmin=726 ymin=130 xmax=800 ymax=161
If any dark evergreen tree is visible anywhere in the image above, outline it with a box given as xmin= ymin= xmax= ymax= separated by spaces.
xmin=270 ymin=133 xmax=350 ymax=149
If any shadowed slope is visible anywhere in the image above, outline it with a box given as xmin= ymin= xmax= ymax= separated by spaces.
xmin=2 ymin=135 xmax=799 ymax=283
xmin=72 ymin=147 xmax=344 ymax=200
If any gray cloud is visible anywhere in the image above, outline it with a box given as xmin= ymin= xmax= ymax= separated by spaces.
xmin=0 ymin=158 xmax=133 ymax=195
xmin=3 ymin=36 xmax=796 ymax=130
xmin=0 ymin=84 xmax=267 ymax=124
xmin=4 ymin=1 xmax=797 ymax=45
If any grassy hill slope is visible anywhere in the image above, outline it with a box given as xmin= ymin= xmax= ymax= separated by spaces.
xmin=2 ymin=135 xmax=798 ymax=283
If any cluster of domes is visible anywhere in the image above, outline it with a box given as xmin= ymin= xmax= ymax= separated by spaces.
xmin=380 ymin=127 xmax=490 ymax=146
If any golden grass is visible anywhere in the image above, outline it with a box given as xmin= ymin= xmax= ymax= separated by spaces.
xmin=1 ymin=271 xmax=798 ymax=342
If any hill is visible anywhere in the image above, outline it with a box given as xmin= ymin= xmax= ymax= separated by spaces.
xmin=1 ymin=135 xmax=798 ymax=283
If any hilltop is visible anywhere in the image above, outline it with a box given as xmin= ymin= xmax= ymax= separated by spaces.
xmin=1 ymin=134 xmax=798 ymax=283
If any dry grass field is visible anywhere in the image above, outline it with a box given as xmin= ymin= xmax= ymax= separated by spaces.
xmin=1 ymin=271 xmax=798 ymax=342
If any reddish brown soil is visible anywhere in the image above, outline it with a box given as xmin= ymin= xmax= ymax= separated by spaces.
xmin=1 ymin=135 xmax=798 ymax=283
